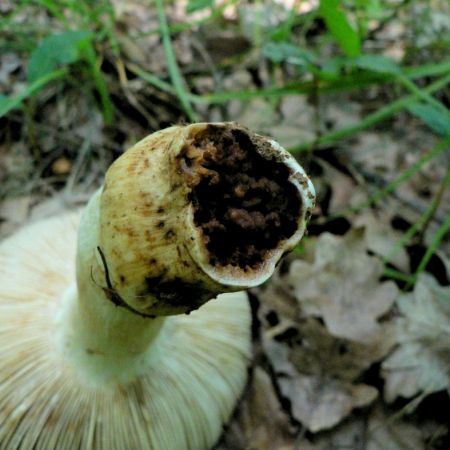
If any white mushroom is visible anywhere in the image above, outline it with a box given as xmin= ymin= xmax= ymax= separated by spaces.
xmin=0 ymin=122 xmax=315 ymax=450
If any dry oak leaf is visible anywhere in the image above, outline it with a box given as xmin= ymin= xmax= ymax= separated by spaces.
xmin=365 ymin=406 xmax=427 ymax=450
xmin=217 ymin=366 xmax=295 ymax=450
xmin=347 ymin=132 xmax=401 ymax=176
xmin=382 ymin=274 xmax=450 ymax=403
xmin=278 ymin=371 xmax=377 ymax=433
xmin=303 ymin=405 xmax=427 ymax=450
xmin=294 ymin=418 xmax=366 ymax=450
xmin=354 ymin=210 xmax=409 ymax=272
xmin=263 ymin=332 xmax=378 ymax=433
xmin=287 ymin=230 xmax=399 ymax=342
xmin=317 ymin=160 xmax=366 ymax=216
xmin=263 ymin=316 xmax=393 ymax=383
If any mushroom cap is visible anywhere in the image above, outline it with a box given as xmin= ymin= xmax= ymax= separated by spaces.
xmin=0 ymin=212 xmax=251 ymax=450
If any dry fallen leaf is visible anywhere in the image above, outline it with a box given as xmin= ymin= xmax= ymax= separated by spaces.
xmin=261 ymin=319 xmax=380 ymax=432
xmin=254 ymin=229 xmax=405 ymax=433
xmin=348 ymin=132 xmax=402 ymax=176
xmin=297 ymin=416 xmax=367 ymax=450
xmin=277 ymin=367 xmax=378 ymax=433
xmin=304 ymin=405 xmax=428 ymax=450
xmin=382 ymin=274 xmax=450 ymax=404
xmin=0 ymin=52 xmax=21 ymax=92
xmin=231 ymin=96 xmax=316 ymax=149
xmin=268 ymin=95 xmax=316 ymax=148
xmin=355 ymin=210 xmax=410 ymax=272
xmin=287 ymin=318 xmax=392 ymax=382
xmin=323 ymin=96 xmax=361 ymax=131
xmin=231 ymin=98 xmax=279 ymax=136
xmin=286 ymin=230 xmax=399 ymax=342
xmin=366 ymin=406 xmax=427 ymax=450
xmin=216 ymin=366 xmax=295 ymax=450
xmin=315 ymin=159 xmax=367 ymax=215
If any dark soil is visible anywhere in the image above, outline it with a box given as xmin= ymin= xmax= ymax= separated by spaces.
xmin=179 ymin=125 xmax=302 ymax=269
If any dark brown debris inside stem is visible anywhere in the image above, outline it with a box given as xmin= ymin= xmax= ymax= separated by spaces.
xmin=178 ymin=125 xmax=302 ymax=269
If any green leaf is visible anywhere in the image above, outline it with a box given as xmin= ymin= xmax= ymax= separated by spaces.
xmin=263 ymin=42 xmax=317 ymax=67
xmin=407 ymin=102 xmax=450 ymax=136
xmin=352 ymin=54 xmax=400 ymax=74
xmin=319 ymin=0 xmax=361 ymax=57
xmin=187 ymin=0 xmax=213 ymax=13
xmin=319 ymin=56 xmax=345 ymax=79
xmin=28 ymin=30 xmax=92 ymax=83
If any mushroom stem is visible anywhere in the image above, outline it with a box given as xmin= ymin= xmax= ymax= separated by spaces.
xmin=60 ymin=122 xmax=315 ymax=381
xmin=60 ymin=191 xmax=167 ymax=381
xmin=0 ymin=122 xmax=315 ymax=449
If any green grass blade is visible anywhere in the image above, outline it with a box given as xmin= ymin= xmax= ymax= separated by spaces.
xmin=82 ymin=41 xmax=114 ymax=125
xmin=359 ymin=137 xmax=450 ymax=209
xmin=383 ymin=267 xmax=415 ymax=284
xmin=127 ymin=64 xmax=176 ymax=95
xmin=289 ymin=72 xmax=450 ymax=153
xmin=155 ymin=0 xmax=198 ymax=122
xmin=0 ymin=69 xmax=67 ymax=118
xmin=397 ymin=73 xmax=449 ymax=115
xmin=319 ymin=0 xmax=361 ymax=57
xmin=133 ymin=59 xmax=450 ymax=108
xmin=384 ymin=207 xmax=435 ymax=267
xmin=407 ymin=102 xmax=450 ymax=136
xmin=406 ymin=210 xmax=450 ymax=289
xmin=134 ymin=0 xmax=239 ymax=39
xmin=323 ymin=137 xmax=450 ymax=221
xmin=383 ymin=164 xmax=450 ymax=267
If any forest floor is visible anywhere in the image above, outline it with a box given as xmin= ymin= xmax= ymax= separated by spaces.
xmin=1 ymin=1 xmax=450 ymax=449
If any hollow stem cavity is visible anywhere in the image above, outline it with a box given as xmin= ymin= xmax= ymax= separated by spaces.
xmin=179 ymin=125 xmax=302 ymax=269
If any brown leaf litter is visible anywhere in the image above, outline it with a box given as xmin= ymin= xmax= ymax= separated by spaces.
xmin=256 ymin=229 xmax=399 ymax=433
xmin=382 ymin=274 xmax=450 ymax=404
xmin=286 ymin=229 xmax=398 ymax=342
xmin=216 ymin=366 xmax=296 ymax=450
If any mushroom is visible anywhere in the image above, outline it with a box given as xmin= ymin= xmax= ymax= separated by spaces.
xmin=0 ymin=122 xmax=315 ymax=449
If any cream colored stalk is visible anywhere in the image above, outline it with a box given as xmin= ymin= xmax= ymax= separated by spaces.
xmin=0 ymin=122 xmax=315 ymax=450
